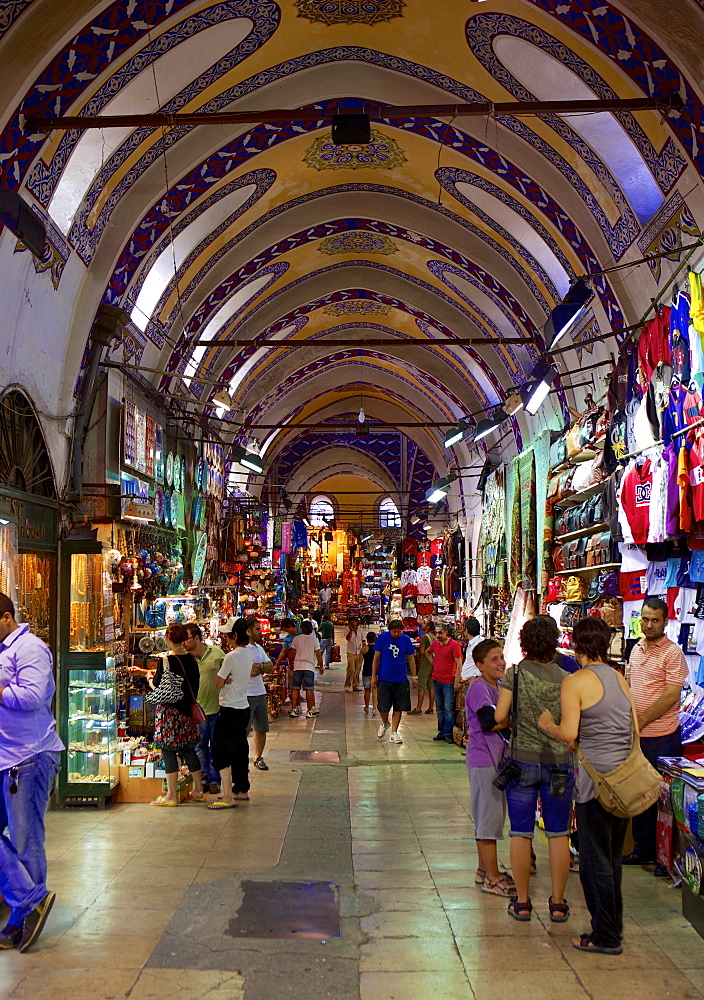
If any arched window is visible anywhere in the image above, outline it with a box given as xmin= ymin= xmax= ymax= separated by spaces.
xmin=309 ymin=495 xmax=335 ymax=526
xmin=378 ymin=497 xmax=401 ymax=529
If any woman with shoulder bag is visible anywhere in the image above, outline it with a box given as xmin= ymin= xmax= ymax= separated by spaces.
xmin=538 ymin=617 xmax=635 ymax=955
xmin=148 ymin=623 xmax=205 ymax=806
xmin=494 ymin=617 xmax=575 ymax=923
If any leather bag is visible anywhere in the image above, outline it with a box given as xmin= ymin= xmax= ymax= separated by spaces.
xmin=565 ymin=575 xmax=588 ymax=602
xmin=576 ymin=713 xmax=661 ymax=819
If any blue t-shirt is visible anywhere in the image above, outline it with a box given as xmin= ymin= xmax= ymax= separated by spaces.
xmin=282 ymin=628 xmax=301 ymax=649
xmin=374 ymin=631 xmax=415 ymax=682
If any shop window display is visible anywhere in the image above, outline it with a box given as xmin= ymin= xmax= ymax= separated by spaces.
xmin=66 ymin=665 xmax=118 ymax=787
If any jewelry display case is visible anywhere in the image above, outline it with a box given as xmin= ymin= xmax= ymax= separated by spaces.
xmin=59 ymin=539 xmax=119 ymax=804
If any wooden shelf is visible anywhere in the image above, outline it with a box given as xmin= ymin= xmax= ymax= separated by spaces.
xmin=555 ymin=521 xmax=607 ymax=543
xmin=553 ymin=480 xmax=606 ymax=509
xmin=556 ymin=562 xmax=620 ymax=576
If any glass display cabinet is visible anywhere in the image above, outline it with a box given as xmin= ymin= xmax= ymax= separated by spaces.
xmin=59 ymin=540 xmax=119 ymax=804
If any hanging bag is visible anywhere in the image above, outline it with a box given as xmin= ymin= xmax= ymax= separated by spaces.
xmin=575 ymin=710 xmax=661 ymax=819
xmin=145 ymin=656 xmax=184 ymax=705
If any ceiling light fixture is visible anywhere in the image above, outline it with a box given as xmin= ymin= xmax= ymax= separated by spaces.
xmin=232 ymin=445 xmax=264 ymax=475
xmin=423 ymin=520 xmax=432 ymax=531
xmin=425 ymin=472 xmax=458 ymax=504
xmin=520 ymin=360 xmax=557 ymax=415
xmin=410 ymin=515 xmax=422 ymax=525
xmin=474 ymin=407 xmax=509 ymax=443
xmin=544 ymin=278 xmax=593 ymax=350
xmin=504 ymin=391 xmax=524 ymax=416
xmin=212 ymin=389 xmax=233 ymax=410
xmin=361 ymin=533 xmax=372 ymax=542
xmin=358 ymin=403 xmax=365 ymax=424
xmin=444 ymin=418 xmax=474 ymax=449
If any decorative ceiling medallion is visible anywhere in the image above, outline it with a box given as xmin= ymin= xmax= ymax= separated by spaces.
xmin=319 ymin=231 xmax=398 ymax=255
xmin=324 ymin=301 xmax=390 ymax=315
xmin=304 ymin=130 xmax=407 ymax=171
xmin=294 ymin=1 xmax=404 ymax=25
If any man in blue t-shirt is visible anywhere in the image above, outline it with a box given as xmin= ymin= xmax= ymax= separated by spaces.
xmin=372 ymin=620 xmax=417 ymax=745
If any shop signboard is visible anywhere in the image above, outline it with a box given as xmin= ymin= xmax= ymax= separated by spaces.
xmin=0 ymin=490 xmax=58 ymax=551
xmin=122 ymin=400 xmax=162 ymax=482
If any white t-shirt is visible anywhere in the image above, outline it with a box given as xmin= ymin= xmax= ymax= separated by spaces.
xmin=461 ymin=635 xmax=483 ymax=681
xmin=217 ymin=645 xmax=253 ymax=709
xmin=247 ymin=642 xmax=268 ymax=698
xmin=291 ymin=632 xmax=321 ymax=670
xmin=319 ymin=588 xmax=332 ymax=603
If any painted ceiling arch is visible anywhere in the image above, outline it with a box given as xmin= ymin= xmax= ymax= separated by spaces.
xmin=3 ymin=0 xmax=704 ymax=508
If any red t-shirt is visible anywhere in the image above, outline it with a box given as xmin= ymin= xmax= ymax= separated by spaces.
xmin=428 ymin=638 xmax=461 ymax=683
xmin=620 ymin=459 xmax=652 ymax=544
xmin=688 ymin=426 xmax=704 ymax=522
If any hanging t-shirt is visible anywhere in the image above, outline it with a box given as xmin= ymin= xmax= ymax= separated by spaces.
xmin=645 ymin=561 xmax=668 ymax=595
xmin=620 ymin=570 xmax=648 ymax=601
xmin=638 ymin=307 xmax=672 ymax=388
xmin=620 ymin=459 xmax=653 ymax=544
xmin=687 ymin=421 xmax=704 ymax=522
xmin=664 ymin=444 xmax=680 ymax=535
xmin=609 ymin=340 xmax=641 ymax=411
xmin=671 ymin=292 xmax=692 ymax=383
xmin=662 ymin=382 xmax=687 ymax=445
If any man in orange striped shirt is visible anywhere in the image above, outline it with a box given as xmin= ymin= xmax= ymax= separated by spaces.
xmin=624 ymin=597 xmax=688 ymax=871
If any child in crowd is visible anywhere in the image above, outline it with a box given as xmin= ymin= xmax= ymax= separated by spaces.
xmin=361 ymin=631 xmax=377 ymax=715
xmin=465 ymin=638 xmax=514 ymax=896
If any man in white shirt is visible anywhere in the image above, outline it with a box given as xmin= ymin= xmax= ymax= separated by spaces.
xmin=345 ymin=618 xmax=364 ymax=692
xmin=245 ymin=619 xmax=273 ymax=771
xmin=289 ymin=621 xmax=323 ymax=718
xmin=209 ymin=618 xmax=254 ymax=809
xmin=318 ymin=586 xmax=332 ymax=615
xmin=461 ymin=618 xmax=483 ymax=682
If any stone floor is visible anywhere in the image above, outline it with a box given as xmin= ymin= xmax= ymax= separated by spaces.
xmin=2 ymin=659 xmax=704 ymax=1000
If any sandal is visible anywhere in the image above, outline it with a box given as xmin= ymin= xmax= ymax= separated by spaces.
xmin=569 ymin=857 xmax=580 ymax=873
xmin=482 ymin=876 xmax=515 ymax=897
xmin=475 ymin=867 xmax=514 ymax=885
xmin=148 ymin=796 xmax=177 ymax=807
xmin=508 ymin=898 xmax=532 ymax=921
xmin=424 ymin=708 xmax=434 ymax=714
xmin=208 ymin=800 xmax=237 ymax=810
xmin=549 ymin=897 xmax=570 ymax=923
xmin=187 ymin=790 xmax=205 ymax=802
xmin=572 ymin=933 xmax=622 ymax=955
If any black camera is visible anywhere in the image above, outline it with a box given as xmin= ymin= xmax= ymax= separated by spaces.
xmin=492 ymin=756 xmax=521 ymax=791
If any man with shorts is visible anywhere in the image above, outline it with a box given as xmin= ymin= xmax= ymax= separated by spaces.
xmin=409 ymin=621 xmax=435 ymax=714
xmin=345 ymin=618 xmax=364 ymax=692
xmin=273 ymin=619 xmax=300 ymax=702
xmin=245 ymin=618 xmax=272 ymax=771
xmin=372 ymin=621 xmax=417 ymax=744
xmin=289 ymin=621 xmax=323 ymax=718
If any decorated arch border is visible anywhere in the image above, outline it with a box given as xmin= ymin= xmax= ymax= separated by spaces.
xmin=114 ymin=168 xmax=276 ymax=315
xmin=466 ymin=13 xmax=684 ymax=198
xmin=140 ymin=213 xmax=557 ymax=341
xmin=0 ymin=0 xmax=32 ymax=40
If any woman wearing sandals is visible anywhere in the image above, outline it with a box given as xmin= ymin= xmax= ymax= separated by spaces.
xmin=538 ymin=617 xmax=635 ymax=955
xmin=149 ymin=623 xmax=205 ymax=806
xmin=494 ymin=616 xmax=574 ymax=923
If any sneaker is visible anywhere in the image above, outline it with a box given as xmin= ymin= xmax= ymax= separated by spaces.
xmin=208 ymin=783 xmax=221 ymax=795
xmin=289 ymin=707 xmax=301 ymax=717
xmin=377 ymin=721 xmax=390 ymax=739
xmin=390 ymin=731 xmax=403 ymax=744
xmin=482 ymin=876 xmax=515 ymax=897
xmin=444 ymin=734 xmax=455 ymax=744
xmin=371 ymin=708 xmax=377 ymax=716
xmin=19 ymin=892 xmax=55 ymax=953
xmin=653 ymin=864 xmax=670 ymax=878
xmin=253 ymin=757 xmax=269 ymax=771
xmin=306 ymin=707 xmax=319 ymax=718
xmin=0 ymin=925 xmax=22 ymax=950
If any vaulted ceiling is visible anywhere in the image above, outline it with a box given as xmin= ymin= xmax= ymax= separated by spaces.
xmin=2 ymin=0 xmax=704 ymax=521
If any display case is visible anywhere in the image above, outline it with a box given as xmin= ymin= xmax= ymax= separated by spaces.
xmin=59 ymin=539 xmax=119 ymax=804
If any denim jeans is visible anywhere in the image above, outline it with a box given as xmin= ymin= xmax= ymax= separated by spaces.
xmin=0 ymin=751 xmax=61 ymax=925
xmin=432 ymin=680 xmax=455 ymax=736
xmin=320 ymin=638 xmax=333 ymax=667
xmin=505 ymin=760 xmax=574 ymax=837
xmin=195 ymin=713 xmax=220 ymax=785
xmin=631 ymin=726 xmax=682 ymax=860
xmin=576 ymin=797 xmax=629 ymax=948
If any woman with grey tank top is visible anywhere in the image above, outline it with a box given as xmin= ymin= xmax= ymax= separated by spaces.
xmin=538 ymin=617 xmax=636 ymax=956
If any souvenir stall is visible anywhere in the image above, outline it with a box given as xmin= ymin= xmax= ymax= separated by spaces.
xmin=478 ymin=469 xmax=510 ymax=639
xmin=361 ymin=539 xmax=395 ymax=622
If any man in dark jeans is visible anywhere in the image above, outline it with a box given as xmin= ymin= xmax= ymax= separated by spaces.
xmin=624 ymin=598 xmax=687 ymax=874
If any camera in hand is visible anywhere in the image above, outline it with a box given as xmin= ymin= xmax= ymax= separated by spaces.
xmin=492 ymin=756 xmax=521 ymax=790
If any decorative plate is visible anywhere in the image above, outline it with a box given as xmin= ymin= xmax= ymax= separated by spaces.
xmin=199 ymin=496 xmax=207 ymax=529
xmin=171 ymin=492 xmax=182 ymax=528
xmin=181 ymin=457 xmax=186 ymax=491
xmin=139 ymin=636 xmax=155 ymax=653
xmin=154 ymin=487 xmax=164 ymax=524
xmin=153 ymin=635 xmax=167 ymax=652
xmin=172 ymin=455 xmax=180 ymax=492
xmin=196 ymin=457 xmax=205 ymax=491
xmin=202 ymin=459 xmax=209 ymax=494
xmin=165 ymin=452 xmax=174 ymax=487
xmin=163 ymin=491 xmax=171 ymax=528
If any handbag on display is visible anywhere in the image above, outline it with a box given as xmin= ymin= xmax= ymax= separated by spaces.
xmin=600 ymin=598 xmax=624 ymax=628
xmin=571 ymin=455 xmax=602 ymax=492
xmin=602 ymin=571 xmax=620 ymax=596
xmin=565 ymin=575 xmax=588 ymax=602
xmin=546 ymin=577 xmax=564 ymax=602
xmin=145 ymin=658 xmax=184 ymax=705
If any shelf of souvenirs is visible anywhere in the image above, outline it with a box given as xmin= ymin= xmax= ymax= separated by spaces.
xmin=553 ymin=480 xmax=607 ymax=510
xmin=68 ymin=680 xmax=114 ymax=690
xmin=554 ymin=521 xmax=608 ymax=544
xmin=556 ymin=562 xmax=620 ymax=576
xmin=131 ymin=619 xmax=212 ymax=633
xmin=68 ymin=740 xmax=119 ymax=753
xmin=68 ymin=713 xmax=113 ymax=723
